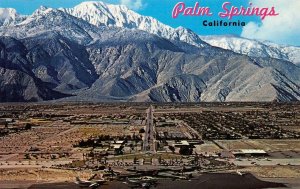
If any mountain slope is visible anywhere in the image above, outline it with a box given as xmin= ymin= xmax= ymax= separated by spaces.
xmin=0 ymin=36 xmax=70 ymax=102
xmin=0 ymin=8 xmax=102 ymax=91
xmin=23 ymin=32 xmax=99 ymax=91
xmin=84 ymin=30 xmax=300 ymax=102
xmin=131 ymin=53 xmax=300 ymax=102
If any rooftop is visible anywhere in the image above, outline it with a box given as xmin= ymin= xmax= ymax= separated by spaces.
xmin=233 ymin=149 xmax=267 ymax=154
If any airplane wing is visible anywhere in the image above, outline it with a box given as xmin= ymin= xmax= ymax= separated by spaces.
xmin=95 ymin=180 xmax=106 ymax=184
xmin=89 ymin=183 xmax=99 ymax=188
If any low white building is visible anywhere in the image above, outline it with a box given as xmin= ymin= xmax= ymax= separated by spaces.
xmin=233 ymin=149 xmax=267 ymax=157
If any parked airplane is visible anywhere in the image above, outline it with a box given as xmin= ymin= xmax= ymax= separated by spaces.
xmin=124 ymin=177 xmax=158 ymax=189
xmin=75 ymin=177 xmax=106 ymax=188
xmin=157 ymin=172 xmax=192 ymax=180
xmin=236 ymin=170 xmax=246 ymax=176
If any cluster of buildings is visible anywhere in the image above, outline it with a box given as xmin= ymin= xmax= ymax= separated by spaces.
xmin=0 ymin=118 xmax=30 ymax=136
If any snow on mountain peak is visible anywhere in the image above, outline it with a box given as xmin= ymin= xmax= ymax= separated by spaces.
xmin=59 ymin=1 xmax=135 ymax=28
xmin=77 ymin=1 xmax=128 ymax=10
xmin=59 ymin=1 xmax=207 ymax=47
xmin=32 ymin=6 xmax=53 ymax=16
xmin=0 ymin=8 xmax=20 ymax=26
xmin=0 ymin=8 xmax=17 ymax=19
xmin=201 ymin=35 xmax=300 ymax=65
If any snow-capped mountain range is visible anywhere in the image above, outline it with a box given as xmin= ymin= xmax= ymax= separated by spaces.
xmin=59 ymin=2 xmax=208 ymax=48
xmin=60 ymin=1 xmax=300 ymax=65
xmin=0 ymin=1 xmax=300 ymax=102
xmin=201 ymin=35 xmax=300 ymax=66
xmin=64 ymin=1 xmax=300 ymax=65
xmin=1 ymin=1 xmax=299 ymax=65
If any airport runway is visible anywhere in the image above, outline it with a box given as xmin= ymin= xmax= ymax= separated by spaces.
xmin=26 ymin=173 xmax=286 ymax=189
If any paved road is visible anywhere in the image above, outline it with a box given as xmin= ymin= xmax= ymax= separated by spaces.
xmin=143 ymin=105 xmax=155 ymax=152
xmin=0 ymin=160 xmax=72 ymax=168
